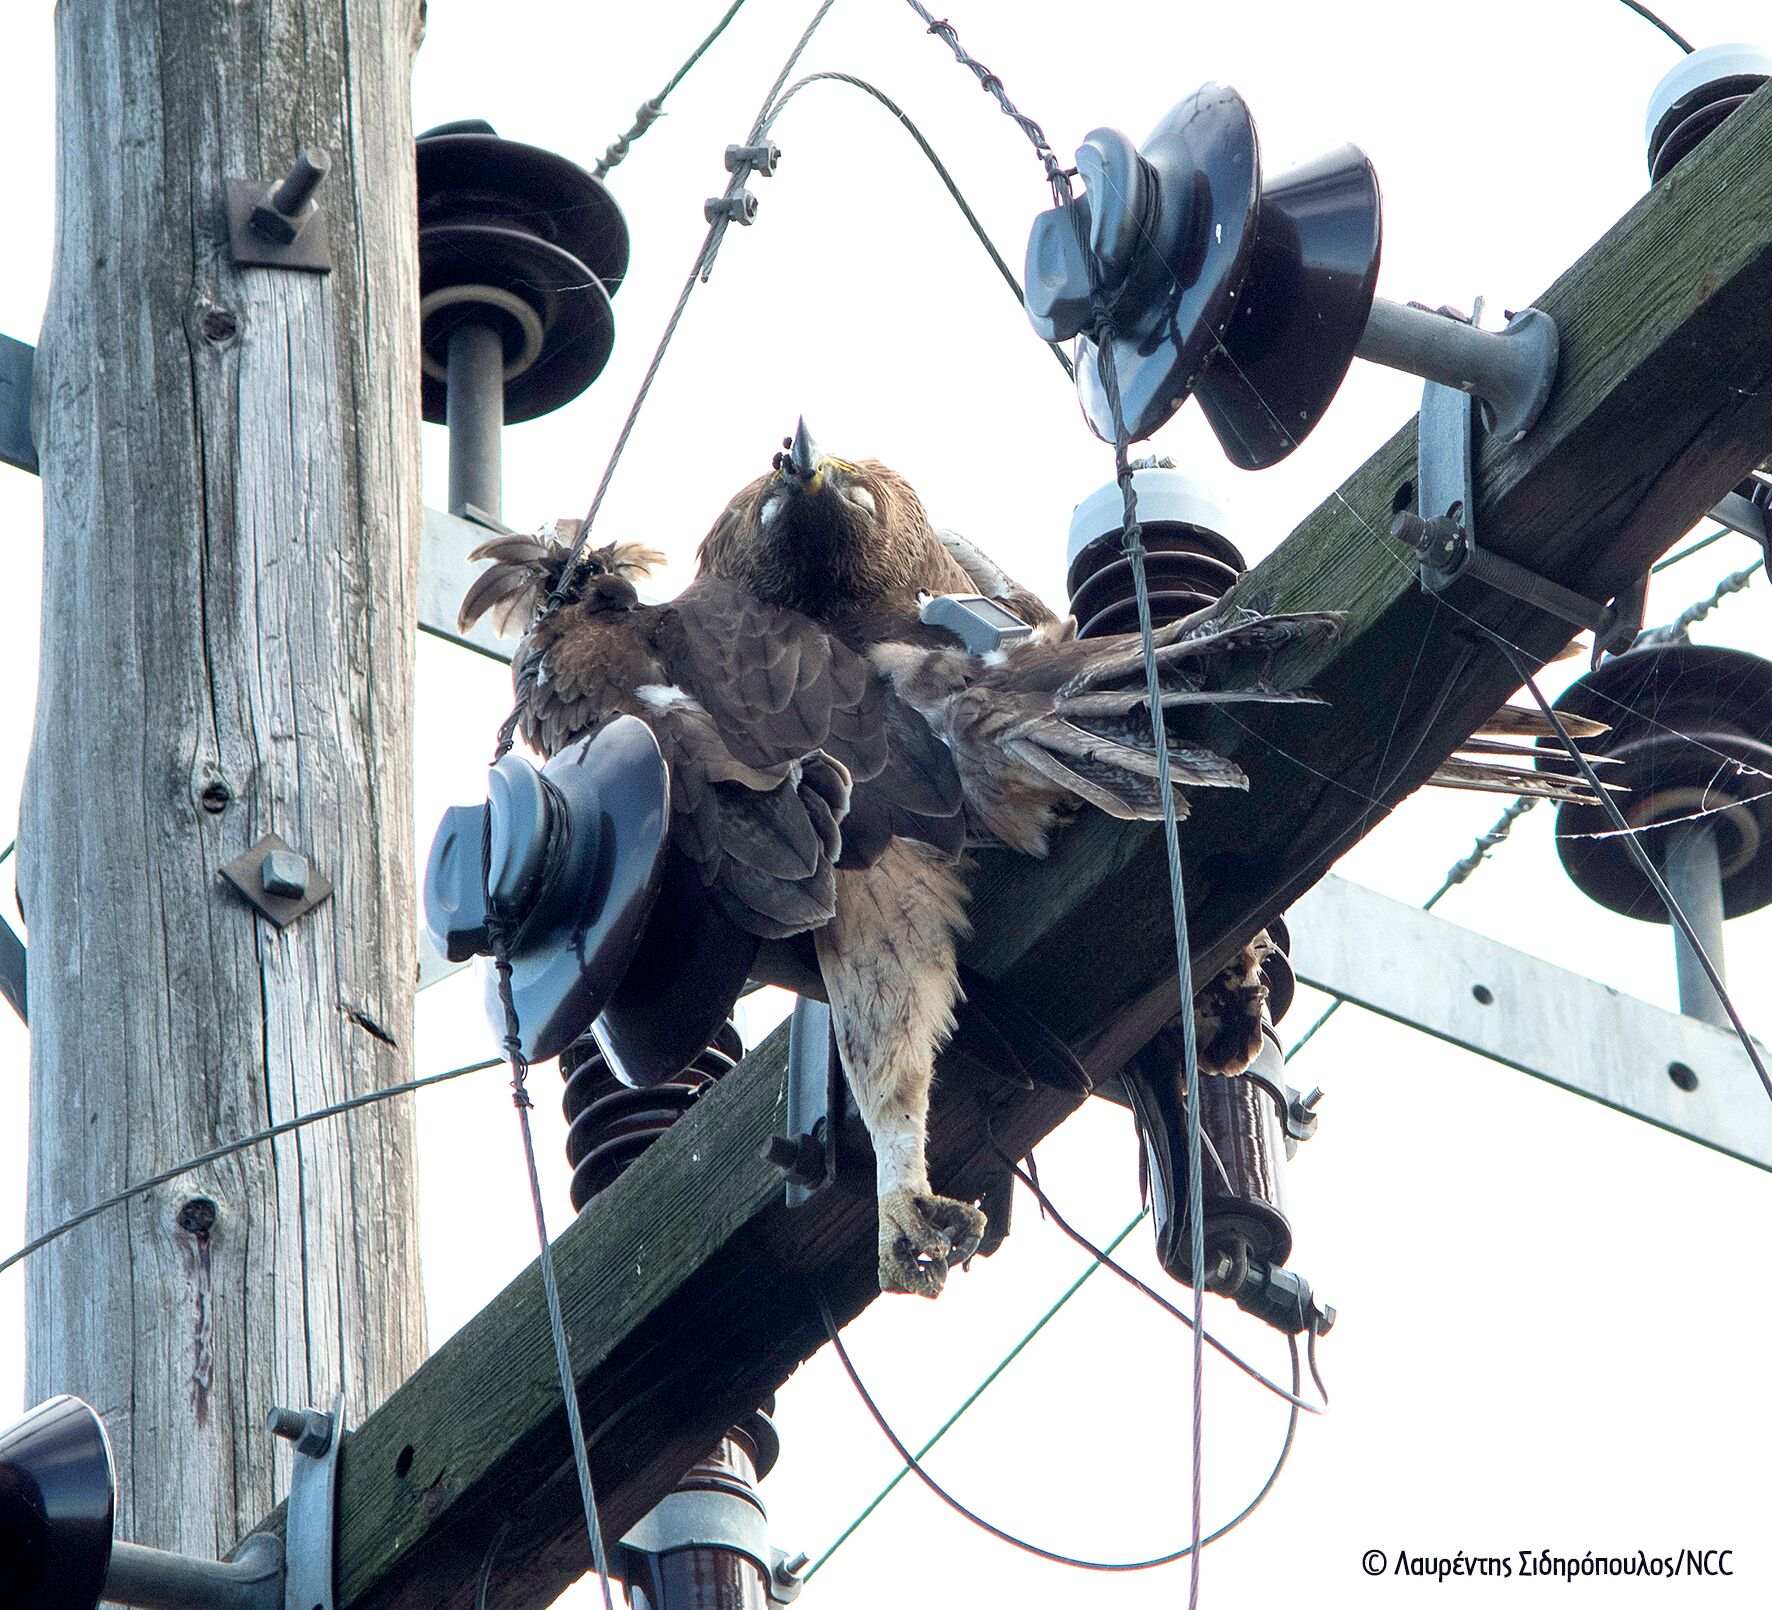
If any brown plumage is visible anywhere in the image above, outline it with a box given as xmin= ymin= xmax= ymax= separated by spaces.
xmin=463 ymin=505 xmax=1343 ymax=1297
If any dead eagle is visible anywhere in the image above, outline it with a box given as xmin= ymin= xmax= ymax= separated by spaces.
xmin=461 ymin=441 xmax=1341 ymax=1296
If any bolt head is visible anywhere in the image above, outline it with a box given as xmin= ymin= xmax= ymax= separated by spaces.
xmin=262 ymin=849 xmax=310 ymax=900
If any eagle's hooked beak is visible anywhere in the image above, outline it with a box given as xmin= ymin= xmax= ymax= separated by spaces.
xmin=786 ymin=417 xmax=820 ymax=483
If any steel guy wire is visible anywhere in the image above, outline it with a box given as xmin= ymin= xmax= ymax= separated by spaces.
xmin=1636 ymin=558 xmax=1763 ymax=645
xmin=1091 ymin=321 xmax=1212 ymax=1610
xmin=758 ymin=69 xmax=1074 ymax=377
xmin=480 ymin=13 xmax=844 ymax=1583
xmin=0 ymin=1058 xmax=503 ymax=1279
xmin=593 ymin=0 xmax=751 ymax=179
xmin=819 ymin=1294 xmax=1305 ymax=1573
xmin=899 ymin=0 xmax=1072 ymax=204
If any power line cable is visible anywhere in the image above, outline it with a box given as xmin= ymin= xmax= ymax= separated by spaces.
xmin=481 ymin=13 xmax=846 ymax=1591
xmin=996 ymin=1151 xmax=1328 ymax=1415
xmin=819 ymin=1294 xmax=1304 ymax=1573
xmin=0 ymin=1057 xmax=502 ymax=1279
xmin=1652 ymin=525 xmax=1732 ymax=573
xmin=1615 ymin=0 xmax=1695 ymax=53
xmin=758 ymin=70 xmax=1073 ymax=377
xmin=805 ymin=1208 xmax=1149 ymax=1580
xmin=593 ymin=0 xmax=751 ymax=179
xmin=491 ymin=0 xmax=839 ymax=767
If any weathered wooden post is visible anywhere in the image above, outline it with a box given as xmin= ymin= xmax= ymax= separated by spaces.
xmin=21 ymin=0 xmax=428 ymax=1567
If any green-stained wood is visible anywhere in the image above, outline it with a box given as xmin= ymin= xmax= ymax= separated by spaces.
xmin=262 ymin=79 xmax=1772 ymax=1610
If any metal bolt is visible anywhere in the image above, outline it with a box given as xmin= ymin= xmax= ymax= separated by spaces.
xmin=251 ymin=149 xmax=330 ymax=244
xmin=761 ymin=1132 xmax=825 ymax=1187
xmin=725 ymin=142 xmax=781 ymax=177
xmin=262 ymin=849 xmax=310 ymax=900
xmin=705 ymin=192 xmax=759 ymax=227
xmin=267 ymin=1403 xmax=334 ymax=1457
xmin=1390 ymin=509 xmax=1431 ymax=550
xmin=776 ymin=1552 xmax=810 ymax=1583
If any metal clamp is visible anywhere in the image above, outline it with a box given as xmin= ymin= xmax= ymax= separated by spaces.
xmin=704 ymin=193 xmax=759 ymax=226
xmin=228 ymin=150 xmax=334 ymax=273
xmin=763 ymin=995 xmax=844 ymax=1207
xmin=269 ymin=1392 xmax=343 ymax=1610
xmin=1395 ymin=359 xmax=1643 ymax=658
xmin=725 ymin=142 xmax=781 ymax=177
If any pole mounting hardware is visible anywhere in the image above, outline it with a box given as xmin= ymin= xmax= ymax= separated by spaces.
xmin=227 ymin=150 xmax=334 ymax=273
xmin=1393 ymin=333 xmax=1643 ymax=658
xmin=766 ymin=996 xmax=844 ymax=1207
xmin=269 ymin=1392 xmax=344 ymax=1610
xmin=221 ymin=834 xmax=333 ymax=928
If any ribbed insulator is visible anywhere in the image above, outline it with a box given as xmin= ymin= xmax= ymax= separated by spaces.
xmin=560 ymin=1020 xmax=744 ymax=1213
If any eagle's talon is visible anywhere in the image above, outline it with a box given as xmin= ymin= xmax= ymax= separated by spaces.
xmin=878 ymin=1189 xmax=988 ymax=1298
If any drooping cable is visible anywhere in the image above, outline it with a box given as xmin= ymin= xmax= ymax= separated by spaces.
xmin=0 ymin=1057 xmax=501 ymax=1278
xmin=593 ymin=0 xmax=751 ymax=179
xmin=758 ymin=70 xmax=1073 ymax=377
xmin=1486 ymin=628 xmax=1772 ymax=1101
xmin=805 ymin=1210 xmax=1149 ymax=1580
xmin=995 ymin=1151 xmax=1327 ymax=1414
xmin=818 ymin=1295 xmax=1303 ymax=1573
xmin=1615 ymin=0 xmax=1695 ymax=54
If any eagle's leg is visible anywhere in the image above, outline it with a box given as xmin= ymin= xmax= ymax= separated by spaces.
xmin=815 ymin=840 xmax=984 ymax=1298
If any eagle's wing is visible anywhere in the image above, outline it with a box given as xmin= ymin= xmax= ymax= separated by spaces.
xmin=936 ymin=528 xmax=1065 ymax=632
xmin=660 ymin=578 xmax=966 ymax=867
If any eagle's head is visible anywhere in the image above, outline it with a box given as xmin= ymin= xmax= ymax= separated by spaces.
xmin=698 ymin=419 xmax=937 ymax=618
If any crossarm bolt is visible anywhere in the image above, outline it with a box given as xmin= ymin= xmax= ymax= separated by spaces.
xmin=251 ymin=149 xmax=330 ymax=243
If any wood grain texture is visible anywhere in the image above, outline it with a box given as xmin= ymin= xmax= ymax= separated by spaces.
xmin=22 ymin=0 xmax=427 ymax=1567
xmin=264 ymin=80 xmax=1772 ymax=1610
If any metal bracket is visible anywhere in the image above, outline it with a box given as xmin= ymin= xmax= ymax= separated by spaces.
xmin=221 ymin=834 xmax=333 ymax=928
xmin=1396 ymin=369 xmax=1639 ymax=654
xmin=0 ymin=332 xmax=36 ymax=474
xmin=227 ymin=150 xmax=334 ymax=273
xmin=1710 ymin=477 xmax=1772 ymax=565
xmin=269 ymin=1392 xmax=343 ymax=1610
xmin=764 ymin=995 xmax=844 ymax=1206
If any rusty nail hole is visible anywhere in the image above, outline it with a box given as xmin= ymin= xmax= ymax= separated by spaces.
xmin=177 ymin=1196 xmax=218 ymax=1236
xmin=200 ymin=782 xmax=231 ymax=814
xmin=394 ymin=1444 xmax=415 ymax=1478
xmin=202 ymin=308 xmax=239 ymax=343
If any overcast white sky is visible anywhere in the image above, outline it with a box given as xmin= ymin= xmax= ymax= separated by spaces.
xmin=5 ymin=1 xmax=1772 ymax=1606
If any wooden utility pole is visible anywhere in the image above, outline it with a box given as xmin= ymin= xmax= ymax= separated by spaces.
xmin=22 ymin=0 xmax=428 ymax=1568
